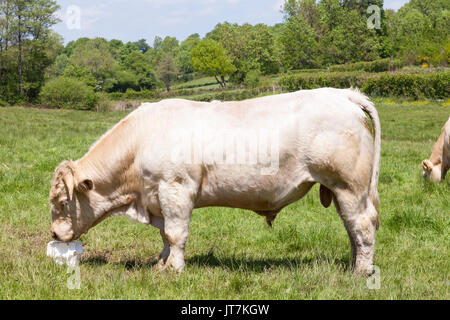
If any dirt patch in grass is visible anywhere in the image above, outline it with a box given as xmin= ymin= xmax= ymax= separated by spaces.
xmin=0 ymin=223 xmax=49 ymax=261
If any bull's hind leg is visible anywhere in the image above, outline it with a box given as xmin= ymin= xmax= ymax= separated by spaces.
xmin=157 ymin=181 xmax=196 ymax=272
xmin=333 ymin=189 xmax=378 ymax=276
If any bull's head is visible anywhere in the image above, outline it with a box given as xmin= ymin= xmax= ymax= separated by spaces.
xmin=422 ymin=159 xmax=442 ymax=182
xmin=49 ymin=160 xmax=96 ymax=242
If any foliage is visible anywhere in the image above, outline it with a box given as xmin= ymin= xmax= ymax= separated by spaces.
xmin=62 ymin=64 xmax=96 ymax=88
xmin=1 ymin=0 xmax=449 ymax=105
xmin=176 ymin=34 xmax=200 ymax=75
xmin=207 ymin=23 xmax=280 ymax=82
xmin=191 ymin=39 xmax=236 ymax=88
xmin=0 ymin=0 xmax=61 ymax=103
xmin=244 ymin=70 xmax=263 ymax=88
xmin=280 ymin=70 xmax=450 ymax=99
xmin=279 ymin=14 xmax=321 ymax=69
xmin=328 ymin=58 xmax=404 ymax=73
xmin=279 ymin=71 xmax=368 ymax=91
xmin=362 ymin=71 xmax=450 ymax=99
xmin=156 ymin=53 xmax=178 ymax=91
xmin=39 ymin=77 xmax=98 ymax=110
xmin=68 ymin=38 xmax=116 ymax=91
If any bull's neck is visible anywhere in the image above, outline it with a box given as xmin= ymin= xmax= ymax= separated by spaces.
xmin=76 ymin=114 xmax=141 ymax=197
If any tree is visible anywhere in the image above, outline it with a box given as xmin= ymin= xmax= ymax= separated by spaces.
xmin=0 ymin=0 xmax=59 ymax=102
xmin=122 ymin=50 xmax=157 ymax=90
xmin=69 ymin=38 xmax=115 ymax=91
xmin=153 ymin=36 xmax=163 ymax=50
xmin=391 ymin=0 xmax=449 ymax=66
xmin=134 ymin=38 xmax=150 ymax=53
xmin=176 ymin=34 xmax=200 ymax=76
xmin=207 ymin=22 xmax=280 ymax=82
xmin=108 ymin=39 xmax=124 ymax=60
xmin=191 ymin=39 xmax=236 ymax=88
xmin=280 ymin=14 xmax=321 ymax=69
xmin=156 ymin=53 xmax=178 ymax=92
xmin=161 ymin=36 xmax=179 ymax=56
xmin=10 ymin=0 xmax=28 ymax=95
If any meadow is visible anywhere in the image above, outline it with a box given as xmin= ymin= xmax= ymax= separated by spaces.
xmin=0 ymin=99 xmax=448 ymax=299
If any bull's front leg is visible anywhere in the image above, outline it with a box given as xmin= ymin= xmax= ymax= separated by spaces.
xmin=149 ymin=216 xmax=170 ymax=270
xmin=157 ymin=180 xmax=195 ymax=273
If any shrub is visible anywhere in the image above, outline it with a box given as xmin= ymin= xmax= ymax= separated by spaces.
xmin=124 ymin=89 xmax=158 ymax=100
xmin=329 ymin=58 xmax=403 ymax=73
xmin=362 ymin=72 xmax=450 ymax=99
xmin=39 ymin=77 xmax=98 ymax=110
xmin=108 ymin=92 xmax=125 ymax=101
xmin=279 ymin=71 xmax=369 ymax=91
xmin=245 ymin=70 xmax=262 ymax=88
xmin=95 ymin=92 xmax=113 ymax=112
xmin=279 ymin=70 xmax=450 ymax=99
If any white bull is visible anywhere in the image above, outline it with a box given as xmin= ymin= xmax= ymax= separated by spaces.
xmin=49 ymin=88 xmax=381 ymax=276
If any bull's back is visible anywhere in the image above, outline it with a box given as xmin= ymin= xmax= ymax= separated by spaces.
xmin=136 ymin=89 xmax=372 ymax=210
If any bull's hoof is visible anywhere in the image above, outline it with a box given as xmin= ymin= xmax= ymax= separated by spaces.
xmin=153 ymin=256 xmax=184 ymax=274
xmin=353 ymin=264 xmax=375 ymax=277
xmin=153 ymin=258 xmax=168 ymax=272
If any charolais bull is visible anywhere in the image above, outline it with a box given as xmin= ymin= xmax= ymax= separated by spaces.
xmin=50 ymin=88 xmax=381 ymax=276
xmin=422 ymin=116 xmax=450 ymax=182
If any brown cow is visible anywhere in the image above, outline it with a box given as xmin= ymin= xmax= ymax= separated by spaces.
xmin=422 ymin=117 xmax=450 ymax=182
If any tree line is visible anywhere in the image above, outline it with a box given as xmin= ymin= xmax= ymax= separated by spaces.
xmin=0 ymin=0 xmax=448 ymax=105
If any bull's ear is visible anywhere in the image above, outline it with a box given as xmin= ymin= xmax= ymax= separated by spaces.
xmin=77 ymin=179 xmax=94 ymax=193
xmin=62 ymin=173 xmax=75 ymax=201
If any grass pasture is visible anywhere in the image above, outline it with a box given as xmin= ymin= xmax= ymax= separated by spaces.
xmin=0 ymin=100 xmax=449 ymax=300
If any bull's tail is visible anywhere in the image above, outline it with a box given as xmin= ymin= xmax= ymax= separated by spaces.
xmin=346 ymin=88 xmax=381 ymax=219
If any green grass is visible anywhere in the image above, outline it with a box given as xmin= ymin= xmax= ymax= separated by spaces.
xmin=0 ymin=102 xmax=449 ymax=300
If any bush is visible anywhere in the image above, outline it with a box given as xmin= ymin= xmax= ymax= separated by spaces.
xmin=279 ymin=71 xmax=369 ymax=91
xmin=329 ymin=58 xmax=403 ymax=73
xmin=279 ymin=70 xmax=450 ymax=99
xmin=95 ymin=92 xmax=113 ymax=112
xmin=362 ymin=72 xmax=450 ymax=99
xmin=40 ymin=77 xmax=98 ymax=110
xmin=108 ymin=92 xmax=125 ymax=101
xmin=124 ymin=89 xmax=158 ymax=100
xmin=245 ymin=70 xmax=262 ymax=88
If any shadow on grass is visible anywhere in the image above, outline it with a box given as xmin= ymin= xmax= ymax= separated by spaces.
xmin=82 ymin=252 xmax=159 ymax=270
xmin=186 ymin=251 xmax=350 ymax=273
xmin=82 ymin=250 xmax=350 ymax=273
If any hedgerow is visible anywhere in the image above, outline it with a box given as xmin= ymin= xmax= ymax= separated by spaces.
xmin=279 ymin=71 xmax=450 ymax=99
xmin=328 ymin=58 xmax=404 ymax=73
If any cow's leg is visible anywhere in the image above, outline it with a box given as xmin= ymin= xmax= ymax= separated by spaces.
xmin=332 ymin=196 xmax=356 ymax=267
xmin=157 ymin=181 xmax=195 ymax=272
xmin=158 ymin=230 xmax=170 ymax=267
xmin=149 ymin=216 xmax=170 ymax=269
xmin=333 ymin=189 xmax=378 ymax=276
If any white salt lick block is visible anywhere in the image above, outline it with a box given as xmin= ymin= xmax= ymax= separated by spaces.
xmin=46 ymin=241 xmax=83 ymax=266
